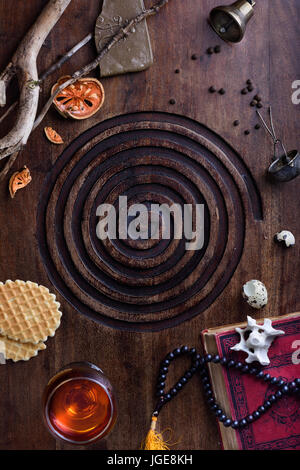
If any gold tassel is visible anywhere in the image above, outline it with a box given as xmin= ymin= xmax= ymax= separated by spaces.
xmin=142 ymin=416 xmax=170 ymax=450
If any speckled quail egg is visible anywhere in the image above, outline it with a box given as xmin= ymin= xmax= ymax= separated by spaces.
xmin=274 ymin=230 xmax=295 ymax=248
xmin=242 ymin=280 xmax=268 ymax=309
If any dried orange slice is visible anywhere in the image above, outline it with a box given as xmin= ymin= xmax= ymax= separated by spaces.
xmin=9 ymin=166 xmax=32 ymax=198
xmin=44 ymin=126 xmax=64 ymax=144
xmin=51 ymin=75 xmax=105 ymax=120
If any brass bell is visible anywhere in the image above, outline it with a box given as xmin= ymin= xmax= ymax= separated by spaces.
xmin=209 ymin=0 xmax=256 ymax=43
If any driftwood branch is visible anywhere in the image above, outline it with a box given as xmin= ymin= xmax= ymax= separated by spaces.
xmin=0 ymin=63 xmax=16 ymax=107
xmin=0 ymin=0 xmax=72 ymax=161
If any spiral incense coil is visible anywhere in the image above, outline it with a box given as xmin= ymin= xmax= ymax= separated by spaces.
xmin=37 ymin=112 xmax=262 ymax=331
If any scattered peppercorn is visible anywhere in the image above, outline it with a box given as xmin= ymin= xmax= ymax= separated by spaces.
xmin=241 ymin=88 xmax=248 ymax=95
xmin=247 ymin=85 xmax=254 ymax=92
xmin=169 ymin=99 xmax=176 ymax=105
xmin=250 ymin=100 xmax=258 ymax=107
xmin=214 ymin=45 xmax=221 ymax=53
xmin=246 ymin=79 xmax=252 ymax=85
xmin=254 ymin=95 xmax=261 ymax=102
xmin=209 ymin=86 xmax=217 ymax=93
xmin=207 ymin=47 xmax=214 ymax=55
xmin=191 ymin=54 xmax=198 ymax=60
xmin=175 ymin=69 xmax=180 ymax=74
xmin=257 ymin=102 xmax=263 ymax=108
xmin=233 ymin=120 xmax=240 ymax=126
xmin=255 ymin=124 xmax=261 ymax=130
xmin=219 ymin=88 xmax=226 ymax=95
xmin=244 ymin=130 xmax=250 ymax=135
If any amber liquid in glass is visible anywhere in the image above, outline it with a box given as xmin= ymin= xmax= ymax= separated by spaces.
xmin=43 ymin=362 xmax=117 ymax=444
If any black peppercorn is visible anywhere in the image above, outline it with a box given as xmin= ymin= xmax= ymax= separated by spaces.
xmin=254 ymin=124 xmax=261 ymax=130
xmin=209 ymin=86 xmax=216 ymax=93
xmin=175 ymin=69 xmax=180 ymax=74
xmin=191 ymin=54 xmax=198 ymax=60
xmin=207 ymin=47 xmax=214 ymax=55
xmin=247 ymin=84 xmax=254 ymax=92
xmin=233 ymin=120 xmax=240 ymax=127
xmin=219 ymin=88 xmax=226 ymax=95
xmin=241 ymin=88 xmax=248 ymax=95
xmin=254 ymin=95 xmax=261 ymax=102
xmin=250 ymin=100 xmax=258 ymax=107
xmin=169 ymin=99 xmax=176 ymax=105
xmin=257 ymin=102 xmax=263 ymax=108
xmin=214 ymin=45 xmax=221 ymax=53
xmin=246 ymin=79 xmax=252 ymax=85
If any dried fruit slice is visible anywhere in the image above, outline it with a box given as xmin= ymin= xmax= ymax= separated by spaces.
xmin=9 ymin=166 xmax=32 ymax=198
xmin=44 ymin=126 xmax=64 ymax=144
xmin=51 ymin=75 xmax=105 ymax=120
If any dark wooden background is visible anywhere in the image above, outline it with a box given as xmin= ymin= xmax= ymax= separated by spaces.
xmin=0 ymin=0 xmax=299 ymax=450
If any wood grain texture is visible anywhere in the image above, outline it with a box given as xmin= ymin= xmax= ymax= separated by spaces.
xmin=0 ymin=0 xmax=299 ymax=450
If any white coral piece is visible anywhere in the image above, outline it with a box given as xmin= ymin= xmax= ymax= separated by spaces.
xmin=275 ymin=230 xmax=295 ymax=247
xmin=231 ymin=316 xmax=285 ymax=366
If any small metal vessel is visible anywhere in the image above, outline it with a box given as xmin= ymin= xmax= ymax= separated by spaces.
xmin=257 ymin=107 xmax=300 ymax=183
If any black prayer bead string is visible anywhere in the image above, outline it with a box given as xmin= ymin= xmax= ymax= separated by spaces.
xmin=153 ymin=347 xmax=300 ymax=430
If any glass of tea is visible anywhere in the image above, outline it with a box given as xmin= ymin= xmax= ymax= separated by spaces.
xmin=43 ymin=362 xmax=117 ymax=445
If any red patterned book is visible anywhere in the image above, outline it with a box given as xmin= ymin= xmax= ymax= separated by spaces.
xmin=202 ymin=312 xmax=300 ymax=450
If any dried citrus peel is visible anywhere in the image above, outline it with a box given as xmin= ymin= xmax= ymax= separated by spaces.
xmin=44 ymin=126 xmax=64 ymax=144
xmin=9 ymin=166 xmax=32 ymax=198
xmin=51 ymin=75 xmax=105 ymax=120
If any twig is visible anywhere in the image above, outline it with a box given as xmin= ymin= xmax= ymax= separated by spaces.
xmin=34 ymin=0 xmax=169 ymax=129
xmin=0 ymin=101 xmax=18 ymax=125
xmin=0 ymin=0 xmax=169 ymax=174
xmin=39 ymin=32 xmax=93 ymax=82
xmin=0 ymin=63 xmax=16 ymax=106
xmin=0 ymin=151 xmax=20 ymax=182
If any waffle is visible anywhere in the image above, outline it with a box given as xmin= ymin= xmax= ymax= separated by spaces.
xmin=0 ymin=280 xmax=62 ymax=344
xmin=0 ymin=335 xmax=46 ymax=362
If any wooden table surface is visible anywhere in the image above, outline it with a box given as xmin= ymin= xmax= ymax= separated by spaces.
xmin=0 ymin=0 xmax=299 ymax=450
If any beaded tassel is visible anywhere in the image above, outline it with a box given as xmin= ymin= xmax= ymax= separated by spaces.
xmin=142 ymin=417 xmax=170 ymax=450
